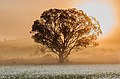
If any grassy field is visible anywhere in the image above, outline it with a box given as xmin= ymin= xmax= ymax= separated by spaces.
xmin=1 ymin=73 xmax=120 ymax=79
xmin=0 ymin=65 xmax=120 ymax=79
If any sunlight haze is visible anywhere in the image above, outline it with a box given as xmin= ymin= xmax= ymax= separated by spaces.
xmin=0 ymin=0 xmax=120 ymax=64
xmin=0 ymin=0 xmax=119 ymax=40
xmin=76 ymin=0 xmax=115 ymax=37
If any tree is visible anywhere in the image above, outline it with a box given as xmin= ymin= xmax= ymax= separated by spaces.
xmin=30 ymin=8 xmax=102 ymax=63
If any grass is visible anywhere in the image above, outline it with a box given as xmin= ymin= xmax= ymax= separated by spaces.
xmin=1 ymin=73 xmax=120 ymax=79
xmin=1 ymin=65 xmax=120 ymax=79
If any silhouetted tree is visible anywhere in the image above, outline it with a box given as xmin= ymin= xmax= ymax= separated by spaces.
xmin=30 ymin=8 xmax=102 ymax=63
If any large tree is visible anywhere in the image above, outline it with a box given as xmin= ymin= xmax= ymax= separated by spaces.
xmin=30 ymin=8 xmax=102 ymax=63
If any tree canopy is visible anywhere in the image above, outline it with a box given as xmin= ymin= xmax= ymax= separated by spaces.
xmin=30 ymin=8 xmax=102 ymax=63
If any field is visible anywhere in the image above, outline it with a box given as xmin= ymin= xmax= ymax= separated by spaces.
xmin=0 ymin=65 xmax=120 ymax=79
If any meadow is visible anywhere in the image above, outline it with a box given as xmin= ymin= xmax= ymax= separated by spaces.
xmin=0 ymin=64 xmax=120 ymax=79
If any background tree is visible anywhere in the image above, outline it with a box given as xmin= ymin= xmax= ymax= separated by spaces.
xmin=30 ymin=8 xmax=102 ymax=63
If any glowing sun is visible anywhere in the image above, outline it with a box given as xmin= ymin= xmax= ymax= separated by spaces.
xmin=76 ymin=0 xmax=115 ymax=37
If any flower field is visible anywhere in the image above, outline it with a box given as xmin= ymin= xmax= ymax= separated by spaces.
xmin=0 ymin=65 xmax=120 ymax=79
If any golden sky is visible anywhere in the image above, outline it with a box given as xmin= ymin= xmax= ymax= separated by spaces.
xmin=0 ymin=0 xmax=79 ymax=40
xmin=0 ymin=0 xmax=119 ymax=41
xmin=0 ymin=0 xmax=120 ymax=64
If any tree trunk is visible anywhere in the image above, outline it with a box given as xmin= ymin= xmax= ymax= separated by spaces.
xmin=59 ymin=54 xmax=64 ymax=63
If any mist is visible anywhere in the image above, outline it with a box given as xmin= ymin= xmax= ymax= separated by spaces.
xmin=0 ymin=0 xmax=120 ymax=64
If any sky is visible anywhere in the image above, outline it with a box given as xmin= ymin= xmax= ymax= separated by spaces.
xmin=0 ymin=0 xmax=120 ymax=63
xmin=109 ymin=0 xmax=120 ymax=42
xmin=0 ymin=0 xmax=79 ymax=40
xmin=0 ymin=0 xmax=120 ymax=41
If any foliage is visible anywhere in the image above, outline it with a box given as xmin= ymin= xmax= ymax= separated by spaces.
xmin=30 ymin=8 xmax=102 ymax=63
